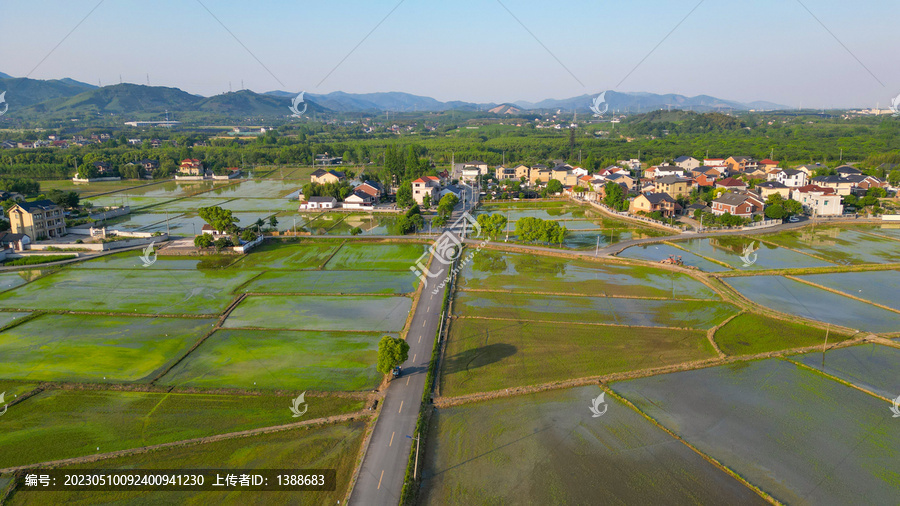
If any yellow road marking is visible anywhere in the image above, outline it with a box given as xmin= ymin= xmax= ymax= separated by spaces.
xmin=377 ymin=470 xmax=384 ymax=489
xmin=398 ymin=401 xmax=403 ymax=413
xmin=389 ymin=432 xmax=394 ymax=446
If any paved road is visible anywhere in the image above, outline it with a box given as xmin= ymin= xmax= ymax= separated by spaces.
xmin=349 ymin=194 xmax=476 ymax=505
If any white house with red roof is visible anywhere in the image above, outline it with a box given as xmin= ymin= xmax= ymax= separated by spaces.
xmin=178 ymin=159 xmax=203 ymax=175
xmin=791 ymin=184 xmax=843 ymax=216
xmin=412 ymin=176 xmax=441 ymax=205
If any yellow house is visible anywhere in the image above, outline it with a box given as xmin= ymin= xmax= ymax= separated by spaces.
xmin=311 ymin=169 xmax=346 ymax=184
xmin=653 ymin=176 xmax=693 ymax=198
xmin=514 ymin=165 xmax=531 ymax=180
xmin=8 ymin=199 xmax=67 ymax=240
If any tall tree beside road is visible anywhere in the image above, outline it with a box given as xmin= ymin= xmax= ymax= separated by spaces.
xmin=376 ymin=335 xmax=410 ymax=374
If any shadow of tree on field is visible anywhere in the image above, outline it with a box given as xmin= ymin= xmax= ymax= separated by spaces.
xmin=443 ymin=343 xmax=517 ymax=374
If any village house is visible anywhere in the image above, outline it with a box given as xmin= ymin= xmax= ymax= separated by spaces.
xmin=412 ymin=176 xmax=441 ymax=205
xmin=7 ymin=200 xmax=67 ymax=240
xmin=724 ymin=156 xmax=758 ymax=173
xmin=343 ymin=191 xmax=374 ymax=209
xmin=550 ymin=165 xmax=578 ymax=186
xmin=464 ymin=160 xmax=489 ymax=175
xmin=756 ymin=181 xmax=791 ymax=200
xmin=310 ymin=169 xmax=346 ymax=185
xmin=674 ymin=156 xmax=701 ymax=171
xmin=299 ymin=196 xmax=338 ymax=210
xmin=791 ymin=184 xmax=843 ymax=216
xmin=0 ymin=232 xmax=29 ymax=251
xmin=606 ymin=172 xmax=636 ymax=191
xmin=513 ymin=164 xmax=531 ymax=181
xmin=758 ymin=159 xmax=780 ymax=172
xmin=653 ymin=176 xmax=694 ymax=199
xmin=710 ymin=192 xmax=764 ymax=218
xmin=529 ymin=167 xmax=553 ymax=185
xmin=715 ymin=177 xmax=748 ymax=191
xmin=178 ymin=159 xmax=204 ymax=175
xmin=494 ymin=166 xmax=517 ymax=180
xmin=354 ymin=181 xmax=384 ymax=203
xmin=631 ymin=192 xmax=680 ymax=218
xmin=644 ymin=164 xmax=684 ymax=179
xmin=776 ymin=169 xmax=808 ymax=188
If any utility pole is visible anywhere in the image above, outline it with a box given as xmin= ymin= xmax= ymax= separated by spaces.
xmin=406 ymin=435 xmax=420 ymax=480
xmin=166 ymin=210 xmax=170 ymax=236
xmin=595 ymin=235 xmax=600 ymax=256
xmin=821 ymin=324 xmax=830 ymax=369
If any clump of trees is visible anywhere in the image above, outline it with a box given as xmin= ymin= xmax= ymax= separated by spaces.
xmin=396 ymin=205 xmax=424 ymax=234
xmin=476 ymin=213 xmax=508 ymax=239
xmin=302 ymin=181 xmax=352 ymax=201
xmin=542 ymin=179 xmax=563 ymax=197
xmin=376 ymin=335 xmax=409 ymax=374
xmin=764 ymin=193 xmax=802 ymax=219
xmin=514 ymin=217 xmax=567 ymax=244
xmin=431 ymin=193 xmax=459 ymax=228
xmin=603 ymin=182 xmax=629 ymax=211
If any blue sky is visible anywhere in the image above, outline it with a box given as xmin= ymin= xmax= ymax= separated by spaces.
xmin=1 ymin=0 xmax=897 ymax=107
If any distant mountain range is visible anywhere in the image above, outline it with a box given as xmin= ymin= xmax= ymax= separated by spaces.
xmin=0 ymin=72 xmax=791 ymax=121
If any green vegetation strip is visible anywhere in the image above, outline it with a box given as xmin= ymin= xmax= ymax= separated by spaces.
xmin=2 ymin=255 xmax=76 ymax=267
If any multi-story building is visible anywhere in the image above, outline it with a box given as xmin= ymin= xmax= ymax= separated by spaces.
xmin=412 ymin=176 xmax=441 ymax=205
xmin=653 ymin=176 xmax=694 ymax=199
xmin=8 ymin=200 xmax=67 ymax=240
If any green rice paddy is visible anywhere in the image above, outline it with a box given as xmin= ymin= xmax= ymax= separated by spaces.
xmin=159 ymin=329 xmax=388 ymax=391
xmin=5 ymin=421 xmax=366 ymax=506
xmin=441 ymin=318 xmax=715 ymax=396
xmin=0 ymin=314 xmax=215 ymax=383
xmin=224 ymin=295 xmax=412 ymax=332
xmin=0 ymin=388 xmax=363 ymax=468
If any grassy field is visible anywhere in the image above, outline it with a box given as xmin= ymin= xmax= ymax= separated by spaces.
xmin=243 ymin=270 xmax=418 ymax=294
xmin=224 ymin=295 xmax=412 ymax=332
xmin=159 ymin=329 xmax=388 ymax=391
xmin=0 ymin=314 xmax=215 ymax=383
xmin=440 ymin=318 xmax=716 ymax=396
xmin=324 ymin=242 xmax=426 ymax=270
xmin=0 ymin=268 xmax=259 ymax=314
xmin=714 ymin=313 xmax=846 ymax=356
xmin=0 ymin=389 xmax=364 ymax=469
xmin=459 ymin=250 xmax=718 ymax=299
xmin=421 ymin=385 xmax=765 ymax=505
xmin=453 ymin=291 xmax=739 ymax=329
xmin=6 ymin=421 xmax=366 ymax=506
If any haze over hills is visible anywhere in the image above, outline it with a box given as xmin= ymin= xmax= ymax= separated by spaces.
xmin=0 ymin=72 xmax=792 ymax=120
